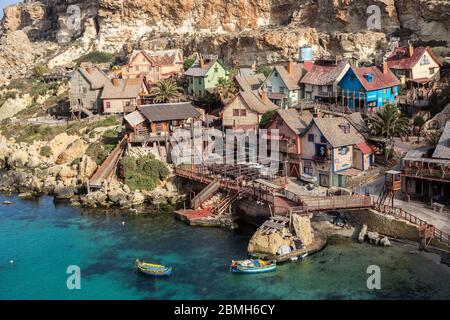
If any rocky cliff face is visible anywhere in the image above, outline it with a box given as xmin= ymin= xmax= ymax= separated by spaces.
xmin=0 ymin=0 xmax=449 ymax=85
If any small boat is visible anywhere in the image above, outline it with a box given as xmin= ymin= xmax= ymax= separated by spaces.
xmin=1 ymin=201 xmax=13 ymax=205
xmin=136 ymin=259 xmax=172 ymax=277
xmin=230 ymin=259 xmax=276 ymax=274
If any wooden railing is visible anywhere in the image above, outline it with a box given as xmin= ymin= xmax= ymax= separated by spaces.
xmin=375 ymin=203 xmax=450 ymax=247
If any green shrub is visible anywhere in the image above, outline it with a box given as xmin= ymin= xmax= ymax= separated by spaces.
xmin=76 ymin=51 xmax=115 ymax=64
xmin=256 ymin=66 xmax=273 ymax=77
xmin=260 ymin=110 xmax=277 ymax=128
xmin=121 ymin=155 xmax=169 ymax=191
xmin=184 ymin=56 xmax=196 ymax=71
xmin=39 ymin=146 xmax=53 ymax=158
xmin=33 ymin=64 xmax=50 ymax=79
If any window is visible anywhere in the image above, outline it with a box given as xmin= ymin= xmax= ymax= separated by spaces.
xmin=135 ymin=66 xmax=139 ymax=71
xmin=420 ymin=55 xmax=430 ymax=65
xmin=279 ymin=86 xmax=285 ymax=94
xmin=304 ymin=167 xmax=313 ymax=175
xmin=125 ymin=101 xmax=131 ymax=107
xmin=105 ymin=102 xmax=111 ymax=109
xmin=274 ymin=72 xmax=279 ymax=77
xmin=233 ymin=109 xmax=240 ymax=117
xmin=308 ymin=134 xmax=314 ymax=142
xmin=339 ymin=147 xmax=349 ymax=155
xmin=267 ymin=86 xmax=272 ymax=93
xmin=214 ymin=66 xmax=219 ymax=72
xmin=430 ymin=68 xmax=436 ymax=75
xmin=83 ymin=87 xmax=87 ymax=94
xmin=240 ymin=109 xmax=247 ymax=117
xmin=155 ymin=123 xmax=163 ymax=132
xmin=198 ymin=78 xmax=202 ymax=85
xmin=320 ymin=135 xmax=327 ymax=143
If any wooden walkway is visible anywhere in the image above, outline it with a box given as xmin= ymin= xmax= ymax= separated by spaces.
xmin=88 ymin=137 xmax=127 ymax=191
xmin=175 ymin=165 xmax=450 ymax=248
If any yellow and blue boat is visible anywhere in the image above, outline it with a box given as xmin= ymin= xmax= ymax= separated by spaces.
xmin=136 ymin=259 xmax=172 ymax=277
xmin=230 ymin=259 xmax=276 ymax=274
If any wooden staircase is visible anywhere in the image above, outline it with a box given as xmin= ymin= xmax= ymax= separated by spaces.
xmin=191 ymin=180 xmax=220 ymax=210
xmin=213 ymin=190 xmax=245 ymax=216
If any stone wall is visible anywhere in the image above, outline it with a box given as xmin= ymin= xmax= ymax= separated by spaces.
xmin=345 ymin=209 xmax=421 ymax=242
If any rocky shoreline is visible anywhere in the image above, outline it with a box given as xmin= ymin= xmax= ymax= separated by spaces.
xmin=0 ymin=133 xmax=183 ymax=210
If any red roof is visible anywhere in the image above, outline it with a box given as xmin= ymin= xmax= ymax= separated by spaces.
xmin=352 ymin=66 xmax=400 ymax=91
xmin=386 ymin=47 xmax=442 ymax=70
xmin=302 ymin=61 xmax=314 ymax=72
xmin=356 ymin=142 xmax=374 ymax=155
xmin=301 ymin=60 xmax=348 ymax=86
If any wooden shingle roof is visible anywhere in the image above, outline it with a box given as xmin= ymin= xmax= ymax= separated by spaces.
xmin=138 ymin=102 xmax=201 ymax=122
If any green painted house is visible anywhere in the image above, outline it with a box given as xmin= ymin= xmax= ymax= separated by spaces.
xmin=184 ymin=55 xmax=228 ymax=97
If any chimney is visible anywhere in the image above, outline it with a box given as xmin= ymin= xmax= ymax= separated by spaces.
xmin=86 ymin=67 xmax=93 ymax=74
xmin=287 ymin=59 xmax=294 ymax=74
xmin=199 ymin=55 xmax=205 ymax=68
xmin=260 ymin=90 xmax=269 ymax=102
xmin=112 ymin=78 xmax=120 ymax=87
xmin=408 ymin=40 xmax=414 ymax=57
xmin=382 ymin=60 xmax=389 ymax=75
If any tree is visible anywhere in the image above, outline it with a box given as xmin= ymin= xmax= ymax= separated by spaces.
xmin=413 ymin=115 xmax=426 ymax=143
xmin=183 ymin=56 xmax=196 ymax=71
xmin=150 ymin=78 xmax=182 ymax=103
xmin=367 ymin=104 xmax=409 ymax=162
xmin=214 ymin=77 xmax=237 ymax=103
xmin=260 ymin=110 xmax=277 ymax=128
xmin=256 ymin=66 xmax=273 ymax=77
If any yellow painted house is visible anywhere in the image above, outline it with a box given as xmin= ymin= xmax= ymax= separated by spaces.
xmin=121 ymin=49 xmax=184 ymax=83
xmin=387 ymin=45 xmax=442 ymax=86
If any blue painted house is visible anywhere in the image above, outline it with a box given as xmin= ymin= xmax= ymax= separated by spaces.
xmin=338 ymin=63 xmax=400 ymax=112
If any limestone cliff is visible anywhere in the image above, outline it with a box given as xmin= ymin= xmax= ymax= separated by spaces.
xmin=0 ymin=0 xmax=449 ymax=85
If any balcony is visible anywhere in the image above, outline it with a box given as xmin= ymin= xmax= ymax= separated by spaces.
xmin=129 ymin=129 xmax=168 ymax=143
xmin=402 ymin=159 xmax=450 ymax=182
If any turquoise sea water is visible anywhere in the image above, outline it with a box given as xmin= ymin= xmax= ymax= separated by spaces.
xmin=0 ymin=194 xmax=449 ymax=300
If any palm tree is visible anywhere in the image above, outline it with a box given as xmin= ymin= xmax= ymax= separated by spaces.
xmin=150 ymin=79 xmax=182 ymax=103
xmin=214 ymin=77 xmax=237 ymax=102
xmin=413 ymin=115 xmax=426 ymax=143
xmin=367 ymin=104 xmax=409 ymax=162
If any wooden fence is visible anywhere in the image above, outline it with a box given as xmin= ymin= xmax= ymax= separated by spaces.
xmin=376 ymin=203 xmax=450 ymax=247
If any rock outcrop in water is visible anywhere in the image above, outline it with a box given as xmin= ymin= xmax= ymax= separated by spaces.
xmin=0 ymin=0 xmax=449 ymax=85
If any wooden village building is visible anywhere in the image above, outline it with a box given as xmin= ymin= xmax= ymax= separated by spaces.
xmin=338 ymin=63 xmax=400 ymax=113
xmin=387 ymin=45 xmax=442 ymax=113
xmin=124 ymin=102 xmax=203 ymax=146
xmin=222 ymin=75 xmax=278 ymax=130
xmin=265 ymin=109 xmax=313 ymax=177
xmin=120 ymin=49 xmax=184 ymax=83
xmin=387 ymin=45 xmax=441 ymax=87
xmin=69 ymin=66 xmax=110 ymax=117
xmin=101 ymin=77 xmax=149 ymax=114
xmin=300 ymin=60 xmax=350 ymax=103
xmin=184 ymin=54 xmax=228 ymax=97
xmin=300 ymin=116 xmax=374 ymax=188
xmin=401 ymin=121 xmax=450 ymax=205
xmin=263 ymin=60 xmax=310 ymax=109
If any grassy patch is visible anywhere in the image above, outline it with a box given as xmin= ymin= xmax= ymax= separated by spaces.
xmin=39 ymin=146 xmax=53 ymax=158
xmin=85 ymin=127 xmax=120 ymax=165
xmin=76 ymin=51 xmax=115 ymax=65
xmin=121 ymin=155 xmax=170 ymax=191
xmin=0 ymin=116 xmax=120 ymax=145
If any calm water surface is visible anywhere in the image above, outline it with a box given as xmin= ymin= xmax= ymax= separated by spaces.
xmin=0 ymin=194 xmax=449 ymax=300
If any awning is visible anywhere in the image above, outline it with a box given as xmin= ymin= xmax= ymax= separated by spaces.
xmin=409 ymin=77 xmax=433 ymax=84
xmin=356 ymin=142 xmax=375 ymax=155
